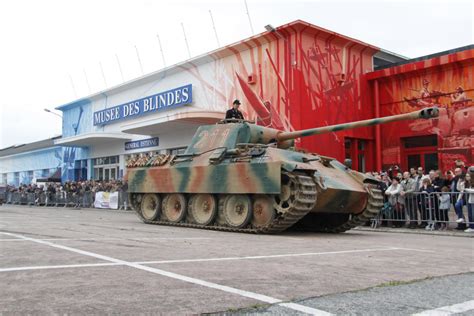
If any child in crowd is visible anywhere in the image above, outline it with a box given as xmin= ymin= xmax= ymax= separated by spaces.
xmin=438 ymin=186 xmax=451 ymax=230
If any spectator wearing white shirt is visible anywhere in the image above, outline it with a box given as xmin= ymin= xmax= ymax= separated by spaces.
xmin=385 ymin=177 xmax=405 ymax=227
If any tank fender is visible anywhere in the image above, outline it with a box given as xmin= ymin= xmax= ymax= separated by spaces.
xmin=362 ymin=177 xmax=381 ymax=185
xmin=348 ymin=170 xmax=380 ymax=186
xmin=313 ymin=171 xmax=328 ymax=191
xmin=281 ymin=161 xmax=298 ymax=172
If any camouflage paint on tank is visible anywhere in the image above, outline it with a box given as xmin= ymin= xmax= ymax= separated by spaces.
xmin=127 ymin=150 xmax=282 ymax=194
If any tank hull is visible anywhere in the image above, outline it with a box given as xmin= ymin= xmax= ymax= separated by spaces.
xmin=126 ymin=147 xmax=381 ymax=233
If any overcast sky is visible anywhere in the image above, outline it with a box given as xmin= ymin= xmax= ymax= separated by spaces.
xmin=0 ymin=0 xmax=472 ymax=149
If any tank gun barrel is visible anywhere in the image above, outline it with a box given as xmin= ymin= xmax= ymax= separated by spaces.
xmin=276 ymin=107 xmax=439 ymax=142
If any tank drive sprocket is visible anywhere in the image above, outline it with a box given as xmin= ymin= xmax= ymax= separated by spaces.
xmin=294 ymin=184 xmax=383 ymax=233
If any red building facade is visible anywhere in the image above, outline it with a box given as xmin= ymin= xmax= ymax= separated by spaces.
xmin=232 ymin=21 xmax=473 ymax=173
xmin=366 ymin=48 xmax=473 ymax=172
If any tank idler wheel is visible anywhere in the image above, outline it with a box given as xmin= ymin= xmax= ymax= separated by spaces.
xmin=220 ymin=195 xmax=252 ymax=228
xmin=162 ymin=194 xmax=187 ymax=223
xmin=274 ymin=173 xmax=297 ymax=214
xmin=188 ymin=194 xmax=217 ymax=226
xmin=251 ymin=195 xmax=276 ymax=228
xmin=140 ymin=194 xmax=161 ymax=221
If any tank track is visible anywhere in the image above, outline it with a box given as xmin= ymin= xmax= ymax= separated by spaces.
xmin=131 ymin=172 xmax=317 ymax=234
xmin=302 ymin=184 xmax=383 ymax=233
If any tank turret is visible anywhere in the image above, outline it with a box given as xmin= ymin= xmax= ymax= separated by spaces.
xmin=126 ymin=106 xmax=439 ymax=234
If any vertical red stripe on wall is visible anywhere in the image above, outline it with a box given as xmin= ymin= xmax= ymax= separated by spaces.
xmin=374 ymin=79 xmax=382 ymax=171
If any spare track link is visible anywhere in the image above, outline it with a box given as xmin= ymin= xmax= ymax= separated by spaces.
xmin=132 ymin=172 xmax=317 ymax=234
xmin=316 ymin=184 xmax=384 ymax=233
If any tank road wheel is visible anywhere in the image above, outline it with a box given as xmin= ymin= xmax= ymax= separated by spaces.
xmin=251 ymin=195 xmax=276 ymax=228
xmin=162 ymin=194 xmax=187 ymax=223
xmin=219 ymin=195 xmax=252 ymax=228
xmin=274 ymin=173 xmax=298 ymax=214
xmin=188 ymin=194 xmax=217 ymax=226
xmin=140 ymin=194 xmax=161 ymax=221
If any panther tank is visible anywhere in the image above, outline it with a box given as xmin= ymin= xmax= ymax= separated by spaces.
xmin=126 ymin=107 xmax=438 ymax=233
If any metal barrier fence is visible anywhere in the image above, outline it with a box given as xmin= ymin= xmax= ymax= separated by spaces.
xmin=3 ymin=190 xmax=473 ymax=231
xmin=4 ymin=191 xmax=130 ymax=210
xmin=371 ymin=191 xmax=474 ymax=231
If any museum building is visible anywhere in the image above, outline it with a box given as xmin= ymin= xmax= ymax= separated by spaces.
xmin=1 ymin=20 xmax=472 ymax=186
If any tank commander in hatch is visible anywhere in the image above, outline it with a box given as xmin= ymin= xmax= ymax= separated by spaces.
xmin=225 ymin=99 xmax=244 ymax=120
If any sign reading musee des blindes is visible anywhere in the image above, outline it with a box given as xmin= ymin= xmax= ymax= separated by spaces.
xmin=93 ymin=84 xmax=192 ymax=126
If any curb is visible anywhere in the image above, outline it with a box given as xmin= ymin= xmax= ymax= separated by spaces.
xmin=354 ymin=226 xmax=474 ymax=238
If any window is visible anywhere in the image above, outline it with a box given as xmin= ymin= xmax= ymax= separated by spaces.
xmin=93 ymin=156 xmax=119 ymax=166
xmin=1 ymin=174 xmax=6 ymax=184
xmin=27 ymin=171 xmax=34 ymax=183
xmin=403 ymin=135 xmax=437 ymax=148
xmin=402 ymin=135 xmax=438 ymax=171
xmin=92 ymin=156 xmax=119 ymax=166
xmin=42 ymin=169 xmax=49 ymax=177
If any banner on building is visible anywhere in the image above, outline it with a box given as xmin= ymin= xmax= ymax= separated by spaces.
xmin=93 ymin=84 xmax=192 ymax=126
xmin=94 ymin=191 xmax=119 ymax=209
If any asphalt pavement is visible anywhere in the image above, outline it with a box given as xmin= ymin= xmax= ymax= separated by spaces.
xmin=1 ymin=205 xmax=473 ymax=315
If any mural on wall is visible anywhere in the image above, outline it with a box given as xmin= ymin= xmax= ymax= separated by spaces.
xmin=1 ymin=148 xmax=63 ymax=186
xmin=376 ymin=51 xmax=473 ymax=171
xmin=178 ymin=22 xmax=376 ymax=160
xmin=61 ymin=100 xmax=91 ymax=182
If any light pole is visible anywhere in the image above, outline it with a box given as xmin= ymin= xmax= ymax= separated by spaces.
xmin=44 ymin=108 xmax=62 ymax=118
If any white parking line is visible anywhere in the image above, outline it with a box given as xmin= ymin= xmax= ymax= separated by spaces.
xmin=136 ymin=247 xmax=432 ymax=264
xmin=0 ymin=232 xmax=331 ymax=315
xmin=412 ymin=300 xmax=474 ymax=315
xmin=0 ymin=237 xmax=211 ymax=242
xmin=0 ymin=262 xmax=120 ymax=272
xmin=0 ymin=247 xmax=432 ymax=273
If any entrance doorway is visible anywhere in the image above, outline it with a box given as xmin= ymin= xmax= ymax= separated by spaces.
xmin=94 ymin=166 xmax=119 ymax=181
xmin=344 ymin=138 xmax=373 ymax=172
xmin=402 ymin=135 xmax=438 ymax=171
xmin=92 ymin=156 xmax=119 ymax=181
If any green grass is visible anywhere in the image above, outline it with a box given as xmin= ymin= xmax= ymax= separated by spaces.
xmin=376 ymin=276 xmax=433 ymax=288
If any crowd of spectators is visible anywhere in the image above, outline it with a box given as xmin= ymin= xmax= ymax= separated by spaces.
xmin=7 ymin=180 xmax=127 ymax=195
xmin=365 ymin=160 xmax=474 ymax=233
xmin=5 ymin=180 xmax=128 ymax=208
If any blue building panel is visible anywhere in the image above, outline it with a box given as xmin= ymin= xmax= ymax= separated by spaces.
xmin=62 ymin=99 xmax=93 ymax=137
xmin=0 ymin=146 xmax=89 ymax=186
